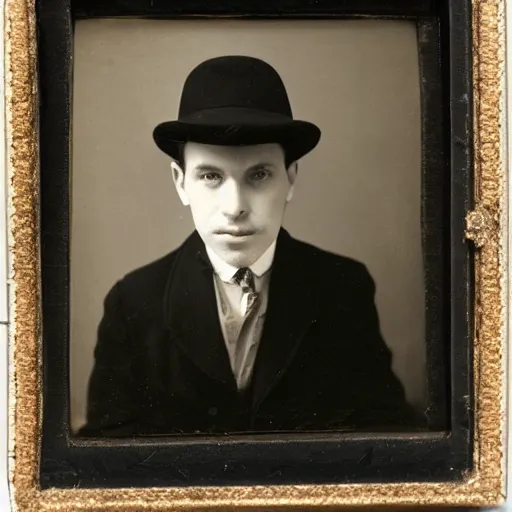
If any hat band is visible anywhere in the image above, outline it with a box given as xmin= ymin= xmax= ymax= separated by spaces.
xmin=179 ymin=106 xmax=294 ymax=125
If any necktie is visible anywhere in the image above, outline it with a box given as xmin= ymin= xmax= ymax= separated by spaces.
xmin=233 ymin=267 xmax=259 ymax=316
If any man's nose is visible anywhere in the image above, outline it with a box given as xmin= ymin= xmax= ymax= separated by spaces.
xmin=220 ymin=181 xmax=248 ymax=219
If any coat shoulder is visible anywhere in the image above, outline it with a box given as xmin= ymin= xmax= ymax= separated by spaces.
xmin=122 ymin=249 xmax=177 ymax=286
xmin=288 ymin=235 xmax=374 ymax=290
xmin=112 ymin=247 xmax=180 ymax=311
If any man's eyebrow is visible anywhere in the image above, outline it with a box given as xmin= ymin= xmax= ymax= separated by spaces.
xmin=193 ymin=163 xmax=276 ymax=172
xmin=245 ymin=163 xmax=276 ymax=172
xmin=193 ymin=164 xmax=223 ymax=172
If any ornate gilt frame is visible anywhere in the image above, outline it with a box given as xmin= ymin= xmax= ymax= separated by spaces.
xmin=5 ymin=0 xmax=507 ymax=509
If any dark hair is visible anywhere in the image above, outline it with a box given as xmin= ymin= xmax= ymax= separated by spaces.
xmin=174 ymin=142 xmax=295 ymax=170
xmin=173 ymin=143 xmax=186 ymax=169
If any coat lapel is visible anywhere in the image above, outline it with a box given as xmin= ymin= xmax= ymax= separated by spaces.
xmin=250 ymin=229 xmax=320 ymax=410
xmin=163 ymin=231 xmax=237 ymax=389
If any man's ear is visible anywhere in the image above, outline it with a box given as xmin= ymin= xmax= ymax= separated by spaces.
xmin=286 ymin=161 xmax=298 ymax=202
xmin=171 ymin=161 xmax=190 ymax=206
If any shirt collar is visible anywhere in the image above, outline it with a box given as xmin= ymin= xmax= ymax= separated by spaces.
xmin=206 ymin=241 xmax=277 ymax=282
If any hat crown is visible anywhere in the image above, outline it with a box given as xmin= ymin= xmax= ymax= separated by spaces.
xmin=178 ymin=56 xmax=293 ymax=118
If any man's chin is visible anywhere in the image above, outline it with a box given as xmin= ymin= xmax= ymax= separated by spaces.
xmin=199 ymin=230 xmax=274 ymax=267
xmin=215 ymin=250 xmax=257 ymax=268
xmin=210 ymin=243 xmax=264 ymax=268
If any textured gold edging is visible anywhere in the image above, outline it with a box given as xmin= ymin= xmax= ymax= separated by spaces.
xmin=468 ymin=0 xmax=506 ymax=502
xmin=6 ymin=0 xmax=506 ymax=510
xmin=5 ymin=0 xmax=41 ymax=511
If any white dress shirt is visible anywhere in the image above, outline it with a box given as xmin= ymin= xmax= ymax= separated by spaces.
xmin=206 ymin=242 xmax=276 ymax=390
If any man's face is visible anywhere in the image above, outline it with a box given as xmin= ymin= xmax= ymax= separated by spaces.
xmin=172 ymin=142 xmax=298 ymax=267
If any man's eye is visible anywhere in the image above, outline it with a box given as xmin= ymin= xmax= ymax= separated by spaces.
xmin=200 ymin=172 xmax=221 ymax=182
xmin=250 ymin=170 xmax=271 ymax=181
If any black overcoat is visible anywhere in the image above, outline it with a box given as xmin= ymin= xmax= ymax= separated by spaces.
xmin=80 ymin=229 xmax=424 ymax=436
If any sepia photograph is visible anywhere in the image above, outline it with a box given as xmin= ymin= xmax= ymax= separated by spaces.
xmin=8 ymin=0 xmax=506 ymax=506
xmin=69 ymin=18 xmax=429 ymax=437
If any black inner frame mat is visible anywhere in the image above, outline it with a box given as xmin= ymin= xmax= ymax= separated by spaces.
xmin=37 ymin=0 xmax=473 ymax=489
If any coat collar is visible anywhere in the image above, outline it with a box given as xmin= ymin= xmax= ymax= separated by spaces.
xmin=249 ymin=229 xmax=319 ymax=409
xmin=163 ymin=230 xmax=236 ymax=388
xmin=163 ymin=229 xmax=319 ymax=404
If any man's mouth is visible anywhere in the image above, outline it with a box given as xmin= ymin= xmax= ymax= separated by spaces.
xmin=214 ymin=229 xmax=256 ymax=237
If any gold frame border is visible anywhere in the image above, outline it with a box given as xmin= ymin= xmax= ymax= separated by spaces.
xmin=5 ymin=0 xmax=507 ymax=509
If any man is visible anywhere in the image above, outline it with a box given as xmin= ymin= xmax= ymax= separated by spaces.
xmin=80 ymin=55 xmax=424 ymax=437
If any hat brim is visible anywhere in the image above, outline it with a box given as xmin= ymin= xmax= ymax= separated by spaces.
xmin=152 ymin=107 xmax=321 ymax=163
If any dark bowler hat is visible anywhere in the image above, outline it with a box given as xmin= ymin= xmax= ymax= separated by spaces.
xmin=153 ymin=55 xmax=321 ymax=164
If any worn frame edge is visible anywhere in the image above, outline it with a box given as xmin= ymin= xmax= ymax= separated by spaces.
xmin=4 ymin=0 xmax=506 ymax=510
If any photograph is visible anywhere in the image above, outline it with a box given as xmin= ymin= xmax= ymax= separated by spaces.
xmin=7 ymin=0 xmax=507 ymax=506
xmin=69 ymin=18 xmax=428 ymax=437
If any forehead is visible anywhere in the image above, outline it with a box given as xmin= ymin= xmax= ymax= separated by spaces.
xmin=183 ymin=142 xmax=285 ymax=169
